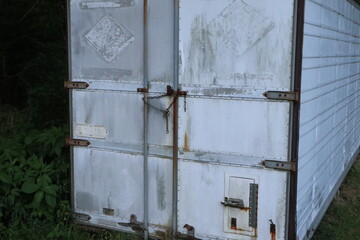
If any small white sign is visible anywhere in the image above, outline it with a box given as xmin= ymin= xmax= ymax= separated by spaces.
xmin=75 ymin=124 xmax=108 ymax=139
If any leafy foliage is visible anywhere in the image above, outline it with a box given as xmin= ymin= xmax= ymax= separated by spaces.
xmin=0 ymin=125 xmax=69 ymax=224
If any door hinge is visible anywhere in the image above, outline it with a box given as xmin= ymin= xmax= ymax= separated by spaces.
xmin=118 ymin=214 xmax=144 ymax=235
xmin=72 ymin=212 xmax=91 ymax=221
xmin=176 ymin=224 xmax=200 ymax=240
xmin=263 ymin=91 xmax=299 ymax=101
xmin=262 ymin=160 xmax=296 ymax=172
xmin=66 ymin=138 xmax=90 ymax=147
xmin=64 ymin=81 xmax=89 ymax=89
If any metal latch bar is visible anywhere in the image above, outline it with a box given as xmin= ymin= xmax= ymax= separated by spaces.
xmin=66 ymin=138 xmax=90 ymax=147
xmin=262 ymin=160 xmax=296 ymax=172
xmin=263 ymin=91 xmax=299 ymax=101
xmin=64 ymin=81 xmax=89 ymax=89
xmin=221 ymin=197 xmax=245 ymax=209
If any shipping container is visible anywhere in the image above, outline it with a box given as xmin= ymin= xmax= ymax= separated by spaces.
xmin=66 ymin=0 xmax=360 ymax=239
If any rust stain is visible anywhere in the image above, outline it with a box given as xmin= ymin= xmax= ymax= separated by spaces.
xmin=270 ymin=220 xmax=276 ymax=240
xmin=271 ymin=232 xmax=276 ymax=240
xmin=240 ymin=207 xmax=250 ymax=212
xmin=183 ymin=132 xmax=190 ymax=151
xmin=231 ymin=227 xmax=246 ymax=231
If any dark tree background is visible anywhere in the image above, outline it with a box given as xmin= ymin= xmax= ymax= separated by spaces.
xmin=0 ymin=0 xmax=68 ymax=128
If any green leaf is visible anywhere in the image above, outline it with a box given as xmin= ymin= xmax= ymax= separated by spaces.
xmin=24 ymin=135 xmax=37 ymax=145
xmin=21 ymin=181 xmax=40 ymax=193
xmin=45 ymin=194 xmax=56 ymax=208
xmin=39 ymin=175 xmax=52 ymax=187
xmin=44 ymin=185 xmax=57 ymax=196
xmin=0 ymin=173 xmax=12 ymax=184
xmin=34 ymin=191 xmax=44 ymax=204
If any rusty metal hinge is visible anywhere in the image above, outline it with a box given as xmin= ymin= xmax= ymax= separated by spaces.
xmin=262 ymin=160 xmax=296 ymax=172
xmin=66 ymin=138 xmax=90 ymax=147
xmin=64 ymin=81 xmax=89 ymax=89
xmin=118 ymin=214 xmax=144 ymax=235
xmin=176 ymin=224 xmax=200 ymax=240
xmin=166 ymin=85 xmax=187 ymax=96
xmin=137 ymin=88 xmax=149 ymax=93
xmin=72 ymin=212 xmax=91 ymax=221
xmin=263 ymin=91 xmax=299 ymax=101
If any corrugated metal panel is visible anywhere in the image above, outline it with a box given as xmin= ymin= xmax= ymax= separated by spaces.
xmin=298 ymin=0 xmax=360 ymax=238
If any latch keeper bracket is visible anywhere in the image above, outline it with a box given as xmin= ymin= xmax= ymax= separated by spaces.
xmin=66 ymin=138 xmax=90 ymax=147
xmin=64 ymin=81 xmax=89 ymax=89
xmin=262 ymin=160 xmax=297 ymax=172
xmin=263 ymin=91 xmax=299 ymax=101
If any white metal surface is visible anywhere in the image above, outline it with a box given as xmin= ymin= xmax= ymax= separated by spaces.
xmin=68 ymin=0 xmax=176 ymax=236
xmin=177 ymin=0 xmax=295 ymax=239
xmin=67 ymin=0 xmax=360 ymax=239
xmin=298 ymin=0 xmax=360 ymax=239
xmin=68 ymin=0 xmax=296 ymax=239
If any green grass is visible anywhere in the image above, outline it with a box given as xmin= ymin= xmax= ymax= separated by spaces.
xmin=312 ymin=156 xmax=360 ymax=240
xmin=0 ymin=221 xmax=140 ymax=240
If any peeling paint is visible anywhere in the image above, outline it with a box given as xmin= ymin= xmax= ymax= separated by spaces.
xmin=208 ymin=0 xmax=274 ymax=56
xmin=156 ymin=166 xmax=166 ymax=211
xmin=183 ymin=133 xmax=190 ymax=151
xmin=183 ymin=14 xmax=215 ymax=85
xmin=191 ymin=87 xmax=247 ymax=96
xmin=182 ymin=0 xmax=275 ymax=86
xmin=76 ymin=192 xmax=99 ymax=212
xmin=84 ymin=15 xmax=135 ymax=63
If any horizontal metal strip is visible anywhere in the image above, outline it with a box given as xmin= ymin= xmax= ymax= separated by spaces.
xmin=72 ymin=139 xmax=173 ymax=159
xmin=178 ymin=149 xmax=286 ymax=168
xmin=308 ymin=0 xmax=360 ymax=27
xmin=303 ymin=32 xmax=360 ymax=45
xmin=180 ymin=84 xmax=290 ymax=100
xmin=299 ymin=131 xmax=340 ymax=160
xmin=302 ymin=60 xmax=360 ymax=70
xmin=300 ymin=102 xmax=341 ymax=127
xmin=305 ymin=20 xmax=360 ymax=39
xmin=72 ymin=79 xmax=171 ymax=93
xmin=303 ymin=55 xmax=360 ymax=59
xmin=301 ymin=73 xmax=358 ymax=93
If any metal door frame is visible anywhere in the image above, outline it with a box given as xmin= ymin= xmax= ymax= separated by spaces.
xmin=287 ymin=0 xmax=305 ymax=239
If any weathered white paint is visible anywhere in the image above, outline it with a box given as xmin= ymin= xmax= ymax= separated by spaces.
xmin=177 ymin=0 xmax=294 ymax=239
xmin=68 ymin=0 xmax=360 ymax=239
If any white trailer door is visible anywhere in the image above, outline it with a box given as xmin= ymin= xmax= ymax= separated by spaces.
xmin=177 ymin=0 xmax=295 ymax=239
xmin=68 ymin=0 xmax=176 ymax=237
xmin=68 ymin=0 xmax=296 ymax=239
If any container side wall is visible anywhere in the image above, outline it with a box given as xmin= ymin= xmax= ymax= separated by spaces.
xmin=297 ymin=0 xmax=360 ymax=238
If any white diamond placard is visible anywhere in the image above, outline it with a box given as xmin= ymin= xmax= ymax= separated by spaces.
xmin=84 ymin=15 xmax=134 ymax=63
